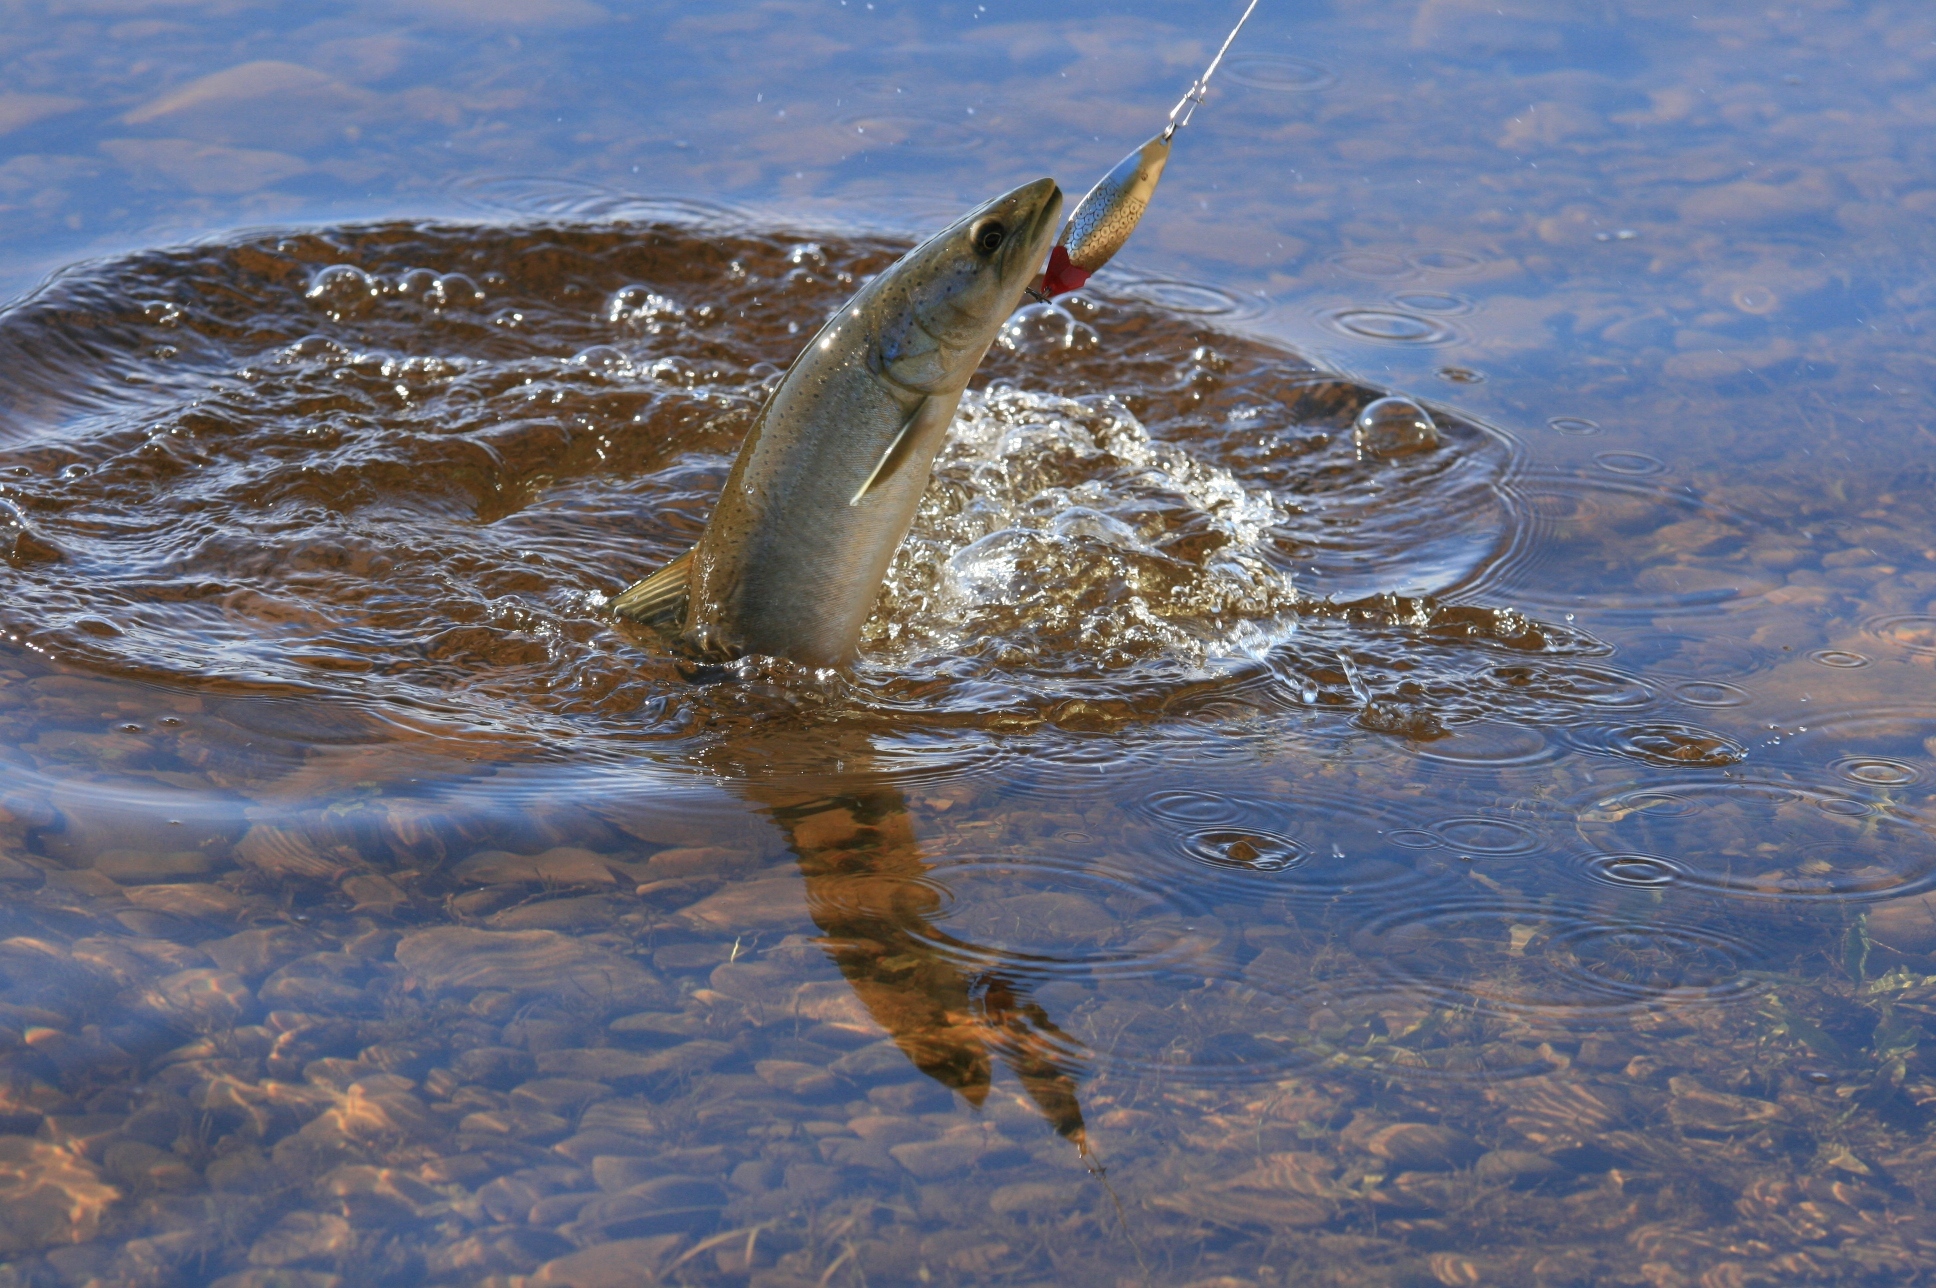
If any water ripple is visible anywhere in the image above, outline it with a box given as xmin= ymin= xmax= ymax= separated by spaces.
xmin=1548 ymin=416 xmax=1602 ymax=436
xmin=911 ymin=853 xmax=1217 ymax=981
xmin=1325 ymin=308 xmax=1458 ymax=345
xmin=1594 ymin=450 xmax=1666 ymax=476
xmin=1109 ymin=276 xmax=1261 ymax=317
xmin=1433 ymin=815 xmax=1540 ymax=855
xmin=1865 ymin=614 xmax=1936 ymax=656
xmin=1391 ymin=290 xmax=1473 ymax=315
xmin=1600 ymin=723 xmax=1748 ymax=768
xmin=1576 ymin=779 xmax=1936 ymax=903
xmin=1674 ymin=680 xmax=1751 ymax=708
xmin=1484 ymin=469 xmax=1775 ymax=619
xmin=1222 ymin=53 xmax=1336 ymax=92
xmin=1414 ymin=722 xmax=1559 ymax=768
xmin=1832 ymin=755 xmax=1919 ymax=787
xmin=1182 ymin=828 xmax=1306 ymax=872
xmin=1576 ymin=852 xmax=1684 ymax=889
xmin=1411 ymin=249 xmax=1487 ymax=274
xmin=1354 ymin=901 xmax=1767 ymax=1017
xmin=836 ymin=113 xmax=986 ymax=154
xmin=1330 ymin=250 xmax=1413 ymax=279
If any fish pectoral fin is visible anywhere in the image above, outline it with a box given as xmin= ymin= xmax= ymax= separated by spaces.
xmin=610 ymin=548 xmax=693 ymax=626
xmin=849 ymin=398 xmax=931 ymax=507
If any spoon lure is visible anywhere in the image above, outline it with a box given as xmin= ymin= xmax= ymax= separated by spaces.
xmin=1035 ymin=0 xmax=1261 ymax=299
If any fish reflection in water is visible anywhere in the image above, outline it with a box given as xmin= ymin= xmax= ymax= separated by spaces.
xmin=716 ymin=732 xmax=1088 ymax=1145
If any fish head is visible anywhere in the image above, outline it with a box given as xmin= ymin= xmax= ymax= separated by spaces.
xmin=871 ymin=177 xmax=1063 ymax=395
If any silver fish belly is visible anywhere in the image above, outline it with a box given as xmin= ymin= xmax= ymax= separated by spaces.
xmin=613 ymin=177 xmax=1064 ymax=667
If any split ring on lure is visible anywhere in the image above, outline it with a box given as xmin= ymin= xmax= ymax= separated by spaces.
xmin=1038 ymin=0 xmax=1260 ymax=299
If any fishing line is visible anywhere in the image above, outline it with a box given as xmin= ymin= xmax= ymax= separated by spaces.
xmin=1030 ymin=0 xmax=1263 ymax=302
xmin=1080 ymin=1135 xmax=1155 ymax=1287
xmin=1165 ymin=0 xmax=1262 ymax=140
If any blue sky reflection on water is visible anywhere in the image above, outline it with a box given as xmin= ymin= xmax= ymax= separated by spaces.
xmin=4 ymin=0 xmax=1934 ymax=471
xmin=4 ymin=3 xmax=1936 ymax=1286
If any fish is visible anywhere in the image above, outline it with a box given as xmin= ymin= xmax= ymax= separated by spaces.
xmin=611 ymin=178 xmax=1064 ymax=666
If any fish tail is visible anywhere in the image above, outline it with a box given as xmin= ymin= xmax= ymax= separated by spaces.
xmin=610 ymin=548 xmax=693 ymax=627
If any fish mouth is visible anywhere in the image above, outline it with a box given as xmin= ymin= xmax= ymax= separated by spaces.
xmin=1009 ymin=178 xmax=1065 ymax=273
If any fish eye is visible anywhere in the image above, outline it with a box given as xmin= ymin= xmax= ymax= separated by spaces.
xmin=972 ymin=220 xmax=1006 ymax=254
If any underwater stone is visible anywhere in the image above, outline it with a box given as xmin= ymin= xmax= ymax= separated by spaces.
xmin=425 ymin=1227 xmax=572 ymax=1278
xmin=451 ymin=847 xmax=619 ymax=888
xmin=395 ymin=928 xmax=661 ymax=1013
xmin=754 ymin=1059 xmax=841 ymax=1098
xmin=233 ymin=825 xmax=351 ymax=882
xmin=246 ymin=1211 xmax=353 ymax=1267
xmin=90 ymin=850 xmax=221 ymax=884
xmin=1865 ymin=891 xmax=1936 ymax=953
xmin=1474 ymin=1149 xmax=1564 ymax=1186
xmin=680 ymin=875 xmax=809 ymax=931
xmin=202 ymin=928 xmax=320 ymax=980
xmin=136 ymin=969 xmax=254 ymax=1033
xmin=0 ymin=1137 xmax=119 ymax=1254
xmin=450 ymin=1046 xmax=536 ymax=1089
xmin=488 ymin=895 xmax=625 ymax=932
xmin=638 ymin=846 xmax=754 ymax=880
xmin=528 ymin=1235 xmax=686 ymax=1287
xmin=1366 ymin=1122 xmax=1481 ymax=1172
xmin=1666 ymin=1078 xmax=1782 ymax=1134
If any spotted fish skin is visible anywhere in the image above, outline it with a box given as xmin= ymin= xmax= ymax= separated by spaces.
xmin=613 ymin=178 xmax=1064 ymax=667
xmin=1052 ymin=134 xmax=1171 ymax=292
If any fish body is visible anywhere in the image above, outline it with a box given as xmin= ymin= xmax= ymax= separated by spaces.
xmin=614 ymin=178 xmax=1064 ymax=666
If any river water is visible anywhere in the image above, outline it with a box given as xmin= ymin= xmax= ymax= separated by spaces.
xmin=2 ymin=2 xmax=1935 ymax=1285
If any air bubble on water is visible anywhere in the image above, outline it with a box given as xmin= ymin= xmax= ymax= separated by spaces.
xmin=305 ymin=264 xmax=381 ymax=314
xmin=569 ymin=345 xmax=633 ymax=376
xmin=606 ymin=285 xmax=683 ymax=328
xmin=1353 ymin=396 xmax=1441 ymax=460
xmin=428 ymin=273 xmax=484 ymax=309
xmin=274 ymin=335 xmax=352 ymax=365
xmin=999 ymin=301 xmax=1101 ymax=355
xmin=1049 ymin=506 xmax=1148 ymax=551
xmin=394 ymin=267 xmax=438 ymax=297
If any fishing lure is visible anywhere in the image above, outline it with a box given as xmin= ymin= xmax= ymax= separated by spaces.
xmin=1037 ymin=0 xmax=1260 ymax=299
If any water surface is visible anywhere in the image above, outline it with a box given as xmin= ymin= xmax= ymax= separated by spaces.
xmin=3 ymin=2 xmax=1936 ymax=1285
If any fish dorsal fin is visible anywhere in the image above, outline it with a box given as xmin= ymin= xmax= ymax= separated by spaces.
xmin=610 ymin=548 xmax=693 ymax=627
xmin=849 ymin=398 xmax=931 ymax=507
